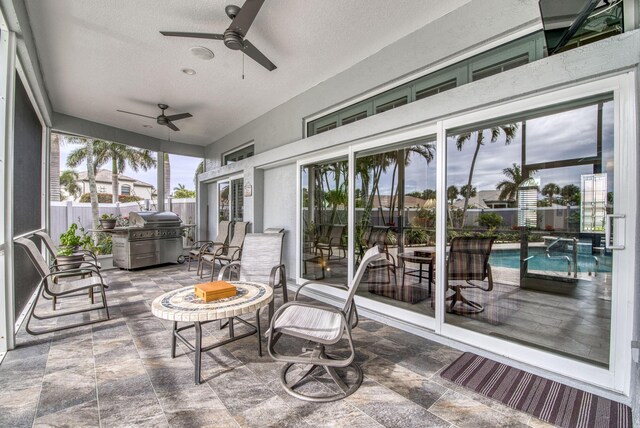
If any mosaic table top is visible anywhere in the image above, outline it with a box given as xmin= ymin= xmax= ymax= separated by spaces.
xmin=151 ymin=281 xmax=273 ymax=322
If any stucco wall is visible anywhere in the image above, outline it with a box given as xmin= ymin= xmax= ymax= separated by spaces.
xmin=204 ymin=0 xmax=541 ymax=170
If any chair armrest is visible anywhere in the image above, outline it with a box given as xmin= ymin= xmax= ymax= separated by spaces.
xmin=218 ymin=261 xmax=241 ymax=280
xmin=190 ymin=240 xmax=213 ymax=250
xmin=269 ymin=264 xmax=286 ymax=288
xmin=46 ymin=265 xmax=101 ymax=279
xmin=294 ymin=279 xmax=348 ymax=301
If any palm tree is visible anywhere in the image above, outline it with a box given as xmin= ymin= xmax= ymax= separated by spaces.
xmin=455 ymin=124 xmax=519 ymax=227
xmin=87 ymin=141 xmax=156 ymax=203
xmin=496 ymin=163 xmax=525 ymax=202
xmin=65 ymin=137 xmax=100 ymax=237
xmin=542 ymin=182 xmax=560 ymax=205
xmin=447 ymin=185 xmax=459 ymax=205
xmin=560 ymin=184 xmax=580 ymax=206
xmin=460 ymin=184 xmax=477 ymax=200
xmin=59 ymin=169 xmax=81 ymax=200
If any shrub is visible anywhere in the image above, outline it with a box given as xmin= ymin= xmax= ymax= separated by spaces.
xmin=477 ymin=212 xmax=503 ymax=229
xmin=79 ymin=193 xmax=142 ymax=203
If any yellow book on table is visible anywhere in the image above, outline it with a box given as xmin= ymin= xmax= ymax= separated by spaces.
xmin=194 ymin=281 xmax=237 ymax=302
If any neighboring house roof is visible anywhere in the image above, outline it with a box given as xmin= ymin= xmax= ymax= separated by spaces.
xmin=77 ymin=169 xmax=154 ymax=188
xmin=371 ymin=195 xmax=427 ymax=208
xmin=452 ymin=190 xmax=513 ymax=209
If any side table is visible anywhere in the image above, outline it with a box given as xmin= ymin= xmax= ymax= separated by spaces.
xmin=151 ymin=281 xmax=273 ymax=384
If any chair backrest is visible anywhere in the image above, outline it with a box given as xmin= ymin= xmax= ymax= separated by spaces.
xmin=238 ymin=233 xmax=284 ymax=283
xmin=447 ymin=236 xmax=495 ymax=281
xmin=34 ymin=231 xmax=58 ymax=257
xmin=15 ymin=237 xmax=51 ymax=279
xmin=227 ymin=221 xmax=249 ymax=258
xmin=367 ymin=226 xmax=389 ymax=249
xmin=343 ymin=246 xmax=383 ymax=313
xmin=328 ymin=225 xmax=345 ymax=242
xmin=215 ymin=220 xmax=232 ymax=244
xmin=264 ymin=227 xmax=285 ymax=233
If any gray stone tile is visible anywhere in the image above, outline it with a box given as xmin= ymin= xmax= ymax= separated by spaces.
xmin=234 ymin=395 xmax=308 ymax=428
xmin=207 ymin=366 xmax=277 ymax=415
xmin=346 ymin=378 xmax=450 ymax=428
xmin=428 ymin=390 xmax=529 ymax=428
xmin=36 ymin=368 xmax=97 ymax=418
xmin=156 ymin=387 xmax=237 ymax=428
xmin=33 ymin=399 xmax=100 ymax=428
xmin=362 ymin=356 xmax=448 ymax=409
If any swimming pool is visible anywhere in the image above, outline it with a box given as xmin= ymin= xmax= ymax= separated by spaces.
xmin=489 ymin=247 xmax=612 ymax=273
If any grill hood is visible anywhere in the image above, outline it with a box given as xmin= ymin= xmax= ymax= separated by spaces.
xmin=129 ymin=211 xmax=182 ymax=228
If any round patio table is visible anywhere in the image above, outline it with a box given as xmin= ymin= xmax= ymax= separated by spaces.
xmin=151 ymin=281 xmax=273 ymax=384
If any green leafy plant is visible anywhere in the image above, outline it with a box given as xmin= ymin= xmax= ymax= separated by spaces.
xmin=477 ymin=212 xmax=504 ymax=230
xmin=58 ymin=223 xmax=83 ymax=256
xmin=101 ymin=213 xmax=116 ymax=220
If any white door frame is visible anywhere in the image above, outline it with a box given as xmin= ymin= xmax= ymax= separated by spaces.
xmin=294 ymin=72 xmax=636 ymax=395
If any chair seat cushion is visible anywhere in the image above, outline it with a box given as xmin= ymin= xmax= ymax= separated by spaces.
xmin=274 ymin=306 xmax=343 ymax=343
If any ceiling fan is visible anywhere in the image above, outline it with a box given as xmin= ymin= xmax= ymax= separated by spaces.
xmin=117 ymin=104 xmax=192 ymax=131
xmin=160 ymin=0 xmax=276 ymax=71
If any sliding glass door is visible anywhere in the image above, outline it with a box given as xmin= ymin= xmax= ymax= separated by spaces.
xmin=444 ymin=98 xmax=615 ymax=368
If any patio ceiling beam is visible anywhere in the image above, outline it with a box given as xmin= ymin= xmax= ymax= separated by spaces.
xmin=52 ymin=112 xmax=205 ymax=158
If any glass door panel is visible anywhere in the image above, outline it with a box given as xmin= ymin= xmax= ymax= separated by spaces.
xmin=444 ymin=99 xmax=614 ymax=368
xmin=354 ymin=138 xmax=436 ymax=316
xmin=218 ymin=182 xmax=229 ymax=222
xmin=230 ymin=178 xmax=243 ymax=221
xmin=300 ymin=158 xmax=348 ymax=283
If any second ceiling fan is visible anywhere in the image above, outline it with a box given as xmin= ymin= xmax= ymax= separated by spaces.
xmin=160 ymin=0 xmax=277 ymax=71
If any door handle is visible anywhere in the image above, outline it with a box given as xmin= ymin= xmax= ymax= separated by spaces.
xmin=605 ymin=214 xmax=625 ymax=250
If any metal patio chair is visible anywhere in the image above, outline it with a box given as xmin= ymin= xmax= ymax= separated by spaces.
xmin=14 ymin=237 xmax=110 ymax=335
xmin=218 ymin=232 xmax=287 ymax=352
xmin=446 ymin=236 xmax=495 ymax=314
xmin=267 ymin=246 xmax=383 ymax=402
xmin=35 ymin=230 xmax=101 ymax=270
xmin=200 ymin=221 xmax=249 ymax=280
xmin=189 ymin=220 xmax=231 ymax=274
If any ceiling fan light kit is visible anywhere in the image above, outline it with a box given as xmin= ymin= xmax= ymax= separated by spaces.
xmin=160 ymin=0 xmax=277 ymax=71
xmin=189 ymin=46 xmax=215 ymax=60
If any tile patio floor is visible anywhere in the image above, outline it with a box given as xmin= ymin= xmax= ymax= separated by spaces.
xmin=0 ymin=263 xmax=556 ymax=427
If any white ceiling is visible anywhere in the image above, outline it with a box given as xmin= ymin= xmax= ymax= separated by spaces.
xmin=25 ymin=0 xmax=470 ymax=146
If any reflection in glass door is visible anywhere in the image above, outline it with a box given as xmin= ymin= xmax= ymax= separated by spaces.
xmin=230 ymin=178 xmax=244 ymax=221
xmin=218 ymin=182 xmax=229 ymax=222
xmin=444 ymin=99 xmax=614 ymax=367
xmin=353 ymin=138 xmax=436 ymax=316
xmin=300 ymin=158 xmax=349 ymax=283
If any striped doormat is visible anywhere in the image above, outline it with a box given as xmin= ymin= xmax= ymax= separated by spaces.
xmin=440 ymin=353 xmax=632 ymax=428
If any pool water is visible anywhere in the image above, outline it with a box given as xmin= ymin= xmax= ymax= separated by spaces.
xmin=489 ymin=247 xmax=612 ymax=273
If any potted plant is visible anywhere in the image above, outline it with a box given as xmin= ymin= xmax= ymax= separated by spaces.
xmin=57 ymin=223 xmax=85 ymax=269
xmin=100 ymin=213 xmax=117 ymax=230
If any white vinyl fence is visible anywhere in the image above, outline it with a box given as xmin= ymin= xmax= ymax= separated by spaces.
xmin=50 ymin=199 xmax=196 ymax=245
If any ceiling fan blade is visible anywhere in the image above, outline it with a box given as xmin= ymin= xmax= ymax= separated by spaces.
xmin=116 ymin=109 xmax=155 ymax=119
xmin=242 ymin=39 xmax=277 ymax=71
xmin=165 ymin=112 xmax=192 ymax=122
xmin=166 ymin=121 xmax=180 ymax=132
xmin=160 ymin=31 xmax=224 ymax=40
xmin=229 ymin=0 xmax=265 ymax=37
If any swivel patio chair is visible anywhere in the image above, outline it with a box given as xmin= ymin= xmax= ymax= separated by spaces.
xmin=15 ymin=237 xmax=110 ymax=335
xmin=267 ymin=246 xmax=383 ymax=402
xmin=189 ymin=220 xmax=231 ymax=273
xmin=199 ymin=221 xmax=249 ymax=280
xmin=218 ymin=232 xmax=287 ymax=352
xmin=446 ymin=236 xmax=495 ymax=314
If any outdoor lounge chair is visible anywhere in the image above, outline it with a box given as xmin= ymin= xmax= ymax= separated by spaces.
xmin=35 ymin=230 xmax=101 ymax=271
xmin=14 ymin=237 xmax=110 ymax=335
xmin=446 ymin=236 xmax=495 ymax=314
xmin=218 ymin=232 xmax=287 ymax=334
xmin=188 ymin=220 xmax=231 ymax=273
xmin=199 ymin=221 xmax=249 ymax=280
xmin=267 ymin=246 xmax=383 ymax=402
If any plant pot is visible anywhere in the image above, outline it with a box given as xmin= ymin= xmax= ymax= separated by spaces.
xmin=56 ymin=254 xmax=84 ymax=270
xmin=100 ymin=219 xmax=117 ymax=230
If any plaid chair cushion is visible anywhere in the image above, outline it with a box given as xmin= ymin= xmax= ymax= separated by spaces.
xmin=447 ymin=237 xmax=494 ymax=281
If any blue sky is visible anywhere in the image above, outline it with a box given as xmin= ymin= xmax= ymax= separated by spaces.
xmin=59 ymin=139 xmax=202 ymax=192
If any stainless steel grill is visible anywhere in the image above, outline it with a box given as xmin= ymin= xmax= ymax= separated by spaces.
xmin=109 ymin=211 xmax=187 ymax=269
